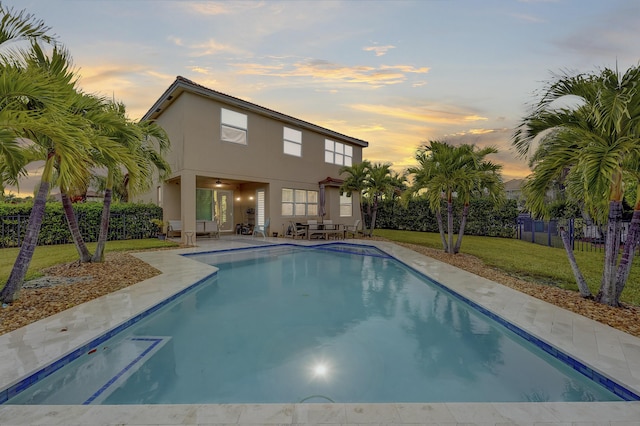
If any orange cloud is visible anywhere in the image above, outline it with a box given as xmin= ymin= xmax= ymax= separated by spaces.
xmin=349 ymin=104 xmax=488 ymax=125
xmin=363 ymin=45 xmax=396 ymax=57
xmin=189 ymin=39 xmax=239 ymax=57
xmin=467 ymin=128 xmax=494 ymax=134
xmin=231 ymin=59 xmax=429 ymax=86
xmin=186 ymin=2 xmax=263 ymax=15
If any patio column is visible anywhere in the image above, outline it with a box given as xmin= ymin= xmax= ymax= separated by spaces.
xmin=181 ymin=170 xmax=197 ymax=245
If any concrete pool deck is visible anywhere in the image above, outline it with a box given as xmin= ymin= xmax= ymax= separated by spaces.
xmin=1 ymin=236 xmax=639 ymax=425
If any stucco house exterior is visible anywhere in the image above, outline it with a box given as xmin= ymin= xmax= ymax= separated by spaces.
xmin=133 ymin=76 xmax=369 ymax=243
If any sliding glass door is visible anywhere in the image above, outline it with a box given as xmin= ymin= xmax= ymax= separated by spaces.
xmin=196 ymin=188 xmax=234 ymax=232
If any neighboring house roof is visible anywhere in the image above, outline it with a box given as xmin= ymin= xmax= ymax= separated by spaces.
xmin=142 ymin=76 xmax=369 ymax=148
xmin=504 ymin=178 xmax=525 ymax=192
xmin=504 ymin=178 xmax=525 ymax=200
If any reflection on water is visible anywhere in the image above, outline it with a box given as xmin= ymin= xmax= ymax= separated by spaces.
xmin=6 ymin=246 xmax=622 ymax=404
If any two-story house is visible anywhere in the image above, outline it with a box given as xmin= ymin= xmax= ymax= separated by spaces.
xmin=134 ymin=76 xmax=368 ymax=242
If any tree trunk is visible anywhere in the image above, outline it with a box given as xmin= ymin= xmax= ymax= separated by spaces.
xmin=596 ymin=200 xmax=623 ymax=306
xmin=559 ymin=226 xmax=592 ymax=298
xmin=359 ymin=201 xmax=366 ymax=238
xmin=369 ymin=196 xmax=379 ymax=237
xmin=61 ymin=192 xmax=92 ymax=263
xmin=435 ymin=209 xmax=448 ymax=252
xmin=446 ymin=199 xmax=454 ymax=254
xmin=0 ymin=180 xmax=50 ymax=303
xmin=453 ymin=203 xmax=469 ymax=254
xmin=614 ymin=207 xmax=640 ymax=301
xmin=366 ymin=202 xmax=372 ymax=236
xmin=92 ymin=188 xmax=112 ymax=263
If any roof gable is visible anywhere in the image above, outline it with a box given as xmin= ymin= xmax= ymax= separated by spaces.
xmin=142 ymin=76 xmax=369 ymax=148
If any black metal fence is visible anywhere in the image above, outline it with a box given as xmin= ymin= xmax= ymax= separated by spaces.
xmin=0 ymin=212 xmax=158 ymax=248
xmin=516 ymin=214 xmax=635 ymax=253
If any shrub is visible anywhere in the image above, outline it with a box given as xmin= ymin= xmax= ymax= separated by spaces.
xmin=0 ymin=202 xmax=163 ymax=247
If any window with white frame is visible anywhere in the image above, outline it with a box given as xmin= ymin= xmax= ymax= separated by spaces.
xmin=325 ymin=139 xmax=353 ymax=166
xmin=339 ymin=193 xmax=352 ymax=217
xmin=256 ymin=189 xmax=265 ymax=227
xmin=282 ymin=188 xmax=318 ymax=217
xmin=283 ymin=127 xmax=302 ymax=157
xmin=221 ymin=108 xmax=248 ymax=145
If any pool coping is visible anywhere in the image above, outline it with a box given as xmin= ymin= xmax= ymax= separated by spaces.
xmin=1 ymin=236 xmax=640 ymax=425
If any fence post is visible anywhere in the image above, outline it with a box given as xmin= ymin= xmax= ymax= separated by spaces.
xmin=531 ymin=220 xmax=535 ymax=244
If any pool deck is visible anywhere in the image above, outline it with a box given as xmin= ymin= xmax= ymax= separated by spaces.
xmin=1 ymin=236 xmax=640 ymax=425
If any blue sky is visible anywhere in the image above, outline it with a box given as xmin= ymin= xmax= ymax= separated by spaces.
xmin=5 ymin=0 xmax=640 ymax=195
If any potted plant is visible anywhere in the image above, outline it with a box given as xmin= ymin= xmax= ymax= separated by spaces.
xmin=150 ymin=218 xmax=167 ymax=240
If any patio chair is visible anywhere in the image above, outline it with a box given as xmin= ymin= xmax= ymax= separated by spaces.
xmin=287 ymin=221 xmax=307 ymax=239
xmin=167 ymin=220 xmax=182 ymax=238
xmin=322 ymin=220 xmax=341 ymax=239
xmin=252 ymin=217 xmax=270 ymax=238
xmin=344 ymin=219 xmax=362 ymax=238
xmin=307 ymin=219 xmax=322 ymax=239
xmin=206 ymin=218 xmax=220 ymax=239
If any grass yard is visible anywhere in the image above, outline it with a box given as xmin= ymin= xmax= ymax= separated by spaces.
xmin=374 ymin=229 xmax=640 ymax=306
xmin=0 ymin=239 xmax=179 ymax=289
xmin=2 ymin=232 xmax=639 ymax=306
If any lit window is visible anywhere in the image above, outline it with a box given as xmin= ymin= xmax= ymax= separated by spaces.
xmin=283 ymin=127 xmax=302 ymax=157
xmin=325 ymin=139 xmax=353 ymax=166
xmin=282 ymin=188 xmax=319 ymax=217
xmin=340 ymin=193 xmax=352 ymax=217
xmin=221 ymin=108 xmax=247 ymax=145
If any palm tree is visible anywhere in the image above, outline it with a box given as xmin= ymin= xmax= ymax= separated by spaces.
xmin=90 ymin=102 xmax=146 ymax=263
xmin=0 ymin=22 xmax=90 ymax=302
xmin=363 ymin=162 xmax=394 ymax=237
xmin=0 ymin=4 xmax=57 ymax=193
xmin=408 ymin=141 xmax=504 ymax=254
xmin=91 ymin=102 xmax=171 ymax=262
xmin=0 ymin=3 xmax=55 ymax=61
xmin=453 ymin=147 xmax=504 ymax=254
xmin=340 ymin=160 xmax=371 ymax=232
xmin=512 ymin=65 xmax=640 ymax=306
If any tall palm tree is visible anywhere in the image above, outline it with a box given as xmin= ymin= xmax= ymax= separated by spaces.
xmin=452 ymin=146 xmax=504 ymax=254
xmin=408 ymin=141 xmax=504 ymax=254
xmin=513 ymin=65 xmax=640 ymax=306
xmin=363 ymin=162 xmax=394 ymax=237
xmin=0 ymin=57 xmax=92 ymax=302
xmin=0 ymin=9 xmax=90 ymax=303
xmin=340 ymin=160 xmax=371 ymax=231
xmin=0 ymin=4 xmax=57 ymax=193
xmin=89 ymin=102 xmax=145 ymax=263
xmin=90 ymin=102 xmax=171 ymax=262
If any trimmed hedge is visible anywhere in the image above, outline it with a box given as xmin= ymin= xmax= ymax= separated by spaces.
xmin=0 ymin=202 xmax=163 ymax=248
xmin=372 ymin=197 xmax=519 ymax=238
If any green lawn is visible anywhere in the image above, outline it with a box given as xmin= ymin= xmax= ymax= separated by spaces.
xmin=3 ymin=232 xmax=639 ymax=307
xmin=0 ymin=239 xmax=179 ymax=289
xmin=374 ymin=229 xmax=640 ymax=306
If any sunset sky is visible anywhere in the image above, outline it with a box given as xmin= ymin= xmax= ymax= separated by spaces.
xmin=5 ymin=0 xmax=640 ymax=196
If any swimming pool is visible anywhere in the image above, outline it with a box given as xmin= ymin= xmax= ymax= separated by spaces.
xmin=2 ymin=243 xmax=635 ymax=405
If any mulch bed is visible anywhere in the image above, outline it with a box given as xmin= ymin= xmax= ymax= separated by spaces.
xmin=0 ymin=252 xmax=160 ymax=335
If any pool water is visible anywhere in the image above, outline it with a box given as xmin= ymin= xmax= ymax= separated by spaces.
xmin=5 ymin=244 xmax=622 ymax=404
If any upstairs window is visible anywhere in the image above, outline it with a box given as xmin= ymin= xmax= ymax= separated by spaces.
xmin=221 ymin=108 xmax=247 ymax=145
xmin=283 ymin=127 xmax=302 ymax=157
xmin=325 ymin=139 xmax=353 ymax=166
